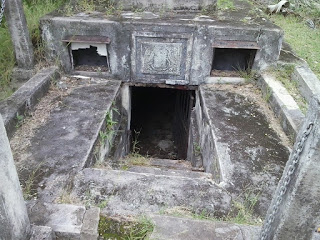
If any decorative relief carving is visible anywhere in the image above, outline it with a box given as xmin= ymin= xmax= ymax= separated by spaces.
xmin=141 ymin=42 xmax=183 ymax=75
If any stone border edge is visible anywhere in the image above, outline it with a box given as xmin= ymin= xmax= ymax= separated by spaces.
xmin=0 ymin=66 xmax=60 ymax=138
xmin=258 ymin=73 xmax=305 ymax=140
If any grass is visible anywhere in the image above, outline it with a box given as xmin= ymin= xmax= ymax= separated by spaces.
xmin=270 ymin=15 xmax=320 ymax=79
xmin=159 ymin=189 xmax=262 ymax=226
xmin=268 ymin=65 xmax=308 ymax=113
xmin=0 ymin=0 xmax=67 ymax=101
xmin=21 ymin=162 xmax=43 ymax=200
xmin=98 ymin=215 xmax=154 ymax=240
xmin=217 ymin=0 xmax=235 ymax=10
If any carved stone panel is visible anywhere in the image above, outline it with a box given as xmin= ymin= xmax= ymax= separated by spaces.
xmin=132 ymin=32 xmax=193 ymax=84
xmin=141 ymin=42 xmax=183 ymax=75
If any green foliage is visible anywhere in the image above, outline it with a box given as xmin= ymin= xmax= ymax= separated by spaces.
xmin=271 ymin=15 xmax=320 ymax=79
xmin=0 ymin=0 xmax=67 ymax=100
xmin=217 ymin=0 xmax=235 ymax=10
xmin=268 ymin=65 xmax=308 ymax=113
xmin=98 ymin=215 xmax=154 ymax=240
xmin=15 ymin=113 xmax=25 ymax=128
xmin=264 ymin=86 xmax=272 ymax=103
xmin=225 ymin=188 xmax=262 ymax=225
xmin=21 ymin=163 xmax=43 ymax=200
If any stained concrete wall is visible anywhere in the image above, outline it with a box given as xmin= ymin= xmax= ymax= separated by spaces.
xmin=194 ymin=90 xmax=221 ymax=181
xmin=40 ymin=15 xmax=282 ymax=85
xmin=0 ymin=115 xmax=30 ymax=240
xmin=114 ymin=0 xmax=217 ymax=10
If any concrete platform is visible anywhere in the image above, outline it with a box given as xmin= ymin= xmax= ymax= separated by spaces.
xmin=198 ymin=84 xmax=290 ymax=216
xmin=150 ymin=215 xmax=261 ymax=240
xmin=71 ymin=168 xmax=231 ymax=217
xmin=11 ymin=78 xmax=121 ymax=203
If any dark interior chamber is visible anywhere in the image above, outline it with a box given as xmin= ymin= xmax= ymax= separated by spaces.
xmin=72 ymin=46 xmax=108 ymax=70
xmin=212 ymin=48 xmax=257 ymax=72
xmin=130 ymin=86 xmax=194 ymax=160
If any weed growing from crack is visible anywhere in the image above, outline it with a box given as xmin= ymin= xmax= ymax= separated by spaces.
xmin=21 ymin=162 xmax=43 ymax=200
xmin=263 ymin=86 xmax=272 ymax=103
xmin=15 ymin=113 xmax=25 ymax=128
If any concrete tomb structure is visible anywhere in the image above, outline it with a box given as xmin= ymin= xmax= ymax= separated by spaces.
xmin=2 ymin=0 xmax=320 ymax=239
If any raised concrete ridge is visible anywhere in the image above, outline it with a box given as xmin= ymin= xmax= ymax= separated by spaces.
xmin=150 ymin=214 xmax=260 ymax=240
xmin=72 ymin=168 xmax=232 ymax=217
xmin=292 ymin=65 xmax=320 ymax=103
xmin=0 ymin=67 xmax=60 ymax=138
xmin=259 ymin=73 xmax=305 ymax=138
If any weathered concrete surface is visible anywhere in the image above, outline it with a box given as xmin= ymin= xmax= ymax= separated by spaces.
xmin=80 ymin=207 xmax=100 ymax=240
xmin=127 ymin=165 xmax=212 ymax=179
xmin=28 ymin=202 xmax=87 ymax=239
xmin=4 ymin=0 xmax=34 ymax=69
xmin=198 ymin=86 xmax=290 ymax=216
xmin=260 ymin=96 xmax=320 ymax=240
xmin=259 ymin=73 xmax=305 ymax=138
xmin=72 ymin=168 xmax=231 ymax=217
xmin=150 ymin=215 xmax=260 ymax=240
xmin=14 ymin=80 xmax=121 ymax=203
xmin=30 ymin=225 xmax=55 ymax=240
xmin=292 ymin=65 xmax=320 ymax=103
xmin=0 ymin=115 xmax=30 ymax=240
xmin=0 ymin=67 xmax=60 ymax=138
xmin=40 ymin=3 xmax=283 ymax=84
xmin=204 ymin=77 xmax=246 ymax=85
xmin=113 ymin=0 xmax=216 ymax=10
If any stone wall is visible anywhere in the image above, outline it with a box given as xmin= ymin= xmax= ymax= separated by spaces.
xmin=40 ymin=15 xmax=283 ymax=85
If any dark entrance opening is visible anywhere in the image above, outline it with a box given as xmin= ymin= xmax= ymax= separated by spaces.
xmin=211 ymin=48 xmax=257 ymax=76
xmin=72 ymin=46 xmax=109 ymax=71
xmin=130 ymin=86 xmax=195 ymax=160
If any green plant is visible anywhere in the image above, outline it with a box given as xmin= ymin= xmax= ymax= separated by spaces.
xmin=267 ymin=65 xmax=308 ymax=112
xmin=217 ymin=0 xmax=235 ymax=10
xmin=22 ymin=163 xmax=43 ymax=200
xmin=264 ymin=86 xmax=272 ymax=102
xmin=194 ymin=142 xmax=201 ymax=156
xmin=225 ymin=188 xmax=262 ymax=225
xmin=98 ymin=215 xmax=154 ymax=240
xmin=98 ymin=200 xmax=108 ymax=209
xmin=15 ymin=113 xmax=25 ymax=128
xmin=78 ymin=0 xmax=96 ymax=12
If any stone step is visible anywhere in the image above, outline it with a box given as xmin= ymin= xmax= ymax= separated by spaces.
xmin=149 ymin=214 xmax=261 ymax=240
xmin=149 ymin=158 xmax=194 ymax=171
xmin=27 ymin=201 xmax=100 ymax=240
xmin=71 ymin=168 xmax=231 ymax=217
xmin=127 ymin=165 xmax=212 ymax=180
xmin=30 ymin=225 xmax=55 ymax=240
